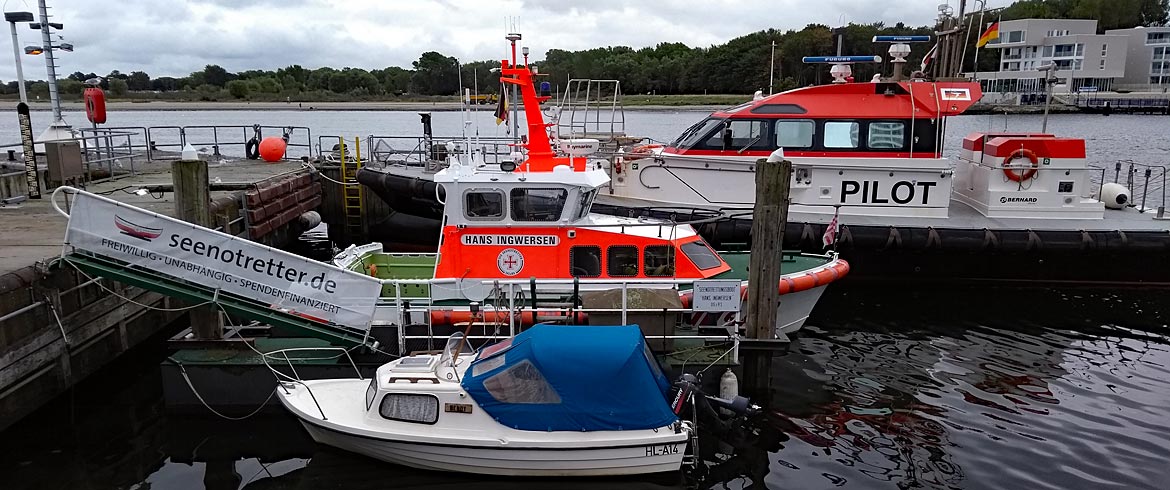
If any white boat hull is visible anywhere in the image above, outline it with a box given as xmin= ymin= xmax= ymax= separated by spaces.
xmin=279 ymin=379 xmax=689 ymax=477
xmin=299 ymin=420 xmax=686 ymax=476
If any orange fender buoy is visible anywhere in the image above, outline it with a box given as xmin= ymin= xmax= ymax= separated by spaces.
xmin=259 ymin=136 xmax=287 ymax=162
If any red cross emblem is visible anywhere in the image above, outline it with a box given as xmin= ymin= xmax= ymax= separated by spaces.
xmin=497 ymin=248 xmax=524 ymax=276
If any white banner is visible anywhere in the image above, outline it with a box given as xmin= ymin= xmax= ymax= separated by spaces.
xmin=64 ymin=191 xmax=382 ymax=327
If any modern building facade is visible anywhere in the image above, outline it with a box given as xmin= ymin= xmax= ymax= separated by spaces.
xmin=1104 ymin=26 xmax=1170 ymax=89
xmin=971 ymin=19 xmax=1128 ymax=93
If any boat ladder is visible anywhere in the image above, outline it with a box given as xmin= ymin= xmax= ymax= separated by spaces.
xmin=339 ymin=137 xmax=365 ymax=242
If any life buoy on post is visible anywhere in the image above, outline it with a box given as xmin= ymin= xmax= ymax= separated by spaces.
xmin=1003 ymin=148 xmax=1039 ymax=182
xmin=83 ymin=88 xmax=107 ymax=124
xmin=625 ymin=143 xmax=663 ymax=161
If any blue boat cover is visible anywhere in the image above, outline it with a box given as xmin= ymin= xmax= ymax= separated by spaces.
xmin=460 ymin=325 xmax=677 ymax=432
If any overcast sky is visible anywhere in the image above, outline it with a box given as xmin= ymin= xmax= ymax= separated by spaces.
xmin=1 ymin=0 xmax=1008 ymax=81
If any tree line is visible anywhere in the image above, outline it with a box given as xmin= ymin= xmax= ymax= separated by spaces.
xmin=1 ymin=0 xmax=1165 ymax=100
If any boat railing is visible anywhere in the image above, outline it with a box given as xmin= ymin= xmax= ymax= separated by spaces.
xmin=260 ymin=346 xmax=364 ymax=420
xmin=357 ymin=135 xmax=517 ymax=168
xmin=1094 ymin=160 xmax=1167 ymax=213
xmin=366 ymin=274 xmax=761 ymax=360
xmin=557 ymin=79 xmax=627 ymax=141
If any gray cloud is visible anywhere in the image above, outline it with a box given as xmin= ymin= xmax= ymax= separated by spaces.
xmin=0 ymin=0 xmax=1006 ymax=81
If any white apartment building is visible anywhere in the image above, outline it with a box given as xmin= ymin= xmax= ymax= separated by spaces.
xmin=971 ymin=19 xmax=1128 ymax=93
xmin=1104 ymin=26 xmax=1170 ymax=89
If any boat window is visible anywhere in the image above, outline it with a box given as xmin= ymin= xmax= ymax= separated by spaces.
xmin=510 ymin=188 xmax=567 ymax=221
xmin=570 ymin=246 xmax=601 ymax=277
xmin=823 ymin=121 xmax=860 ymax=149
xmin=867 ymin=121 xmax=906 ymax=150
xmin=701 ymin=120 xmax=769 ymax=151
xmin=464 ymin=189 xmax=505 ymax=220
xmin=774 ymin=119 xmax=815 ymax=149
xmin=574 ymin=188 xmax=596 ymax=220
xmin=644 ymin=245 xmax=676 ymax=277
xmin=911 ymin=119 xmax=938 ymax=153
xmin=379 ymin=393 xmax=439 ymax=424
xmin=680 ymin=239 xmax=723 ymax=271
xmin=607 ymin=245 xmax=639 ymax=277
xmin=483 ymin=359 xmax=562 ymax=404
xmin=751 ymin=104 xmax=807 ymax=114
xmin=365 ymin=378 xmax=376 ymax=411
xmin=670 ymin=117 xmax=724 ymax=149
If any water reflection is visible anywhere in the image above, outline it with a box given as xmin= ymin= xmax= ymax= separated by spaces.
xmin=3 ymin=287 xmax=1169 ymax=490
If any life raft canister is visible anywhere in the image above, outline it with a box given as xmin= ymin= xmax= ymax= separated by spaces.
xmin=1003 ymin=148 xmax=1040 ymax=182
xmin=83 ymin=87 xmax=107 ymax=124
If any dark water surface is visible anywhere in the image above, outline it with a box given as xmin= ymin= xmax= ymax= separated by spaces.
xmin=3 ymin=286 xmax=1168 ymax=489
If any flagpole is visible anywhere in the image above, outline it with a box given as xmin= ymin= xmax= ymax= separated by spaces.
xmin=972 ymin=2 xmax=986 ymax=78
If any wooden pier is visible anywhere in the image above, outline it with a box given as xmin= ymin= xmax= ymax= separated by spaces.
xmin=0 ymin=158 xmax=322 ymax=431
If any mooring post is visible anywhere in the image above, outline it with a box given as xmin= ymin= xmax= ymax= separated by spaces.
xmin=173 ymin=158 xmax=224 ymax=340
xmin=745 ymin=152 xmax=792 ymax=342
xmin=742 ymin=151 xmax=791 ymax=404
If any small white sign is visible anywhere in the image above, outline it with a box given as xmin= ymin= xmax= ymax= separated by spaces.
xmin=940 ymin=88 xmax=971 ymax=101
xmin=462 ymin=234 xmax=559 ymax=246
xmin=692 ymin=280 xmax=742 ymax=312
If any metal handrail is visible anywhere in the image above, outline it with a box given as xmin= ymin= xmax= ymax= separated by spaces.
xmin=259 ymin=346 xmax=364 ymax=421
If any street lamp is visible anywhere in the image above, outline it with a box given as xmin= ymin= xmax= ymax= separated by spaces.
xmin=5 ymin=10 xmax=34 ymax=104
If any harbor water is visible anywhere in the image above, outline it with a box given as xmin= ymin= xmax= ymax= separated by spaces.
xmin=1 ymin=285 xmax=1168 ymax=489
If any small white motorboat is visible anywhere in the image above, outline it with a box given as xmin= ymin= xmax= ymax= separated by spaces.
xmin=277 ymin=325 xmax=693 ymax=476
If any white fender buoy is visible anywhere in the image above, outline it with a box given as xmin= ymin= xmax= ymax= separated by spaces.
xmin=719 ymin=368 xmax=739 ymax=417
xmin=1101 ymin=182 xmax=1130 ymax=210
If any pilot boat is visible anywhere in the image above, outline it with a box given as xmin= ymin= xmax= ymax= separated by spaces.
xmin=335 ymin=49 xmax=849 ymax=337
xmin=277 ymin=325 xmax=692 ymax=476
xmin=589 ymin=36 xmax=1169 ymax=286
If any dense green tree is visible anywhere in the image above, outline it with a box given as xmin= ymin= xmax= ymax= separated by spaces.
xmin=127 ymin=71 xmax=151 ymax=91
xmin=410 ymin=51 xmax=459 ymax=95
xmin=108 ymin=79 xmax=129 ymax=97
xmin=58 ymin=78 xmax=83 ymax=96
xmin=226 ymin=79 xmax=250 ymax=98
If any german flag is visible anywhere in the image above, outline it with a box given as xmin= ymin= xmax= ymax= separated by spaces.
xmin=976 ymin=22 xmax=999 ymax=47
xmin=494 ymin=85 xmax=508 ymax=125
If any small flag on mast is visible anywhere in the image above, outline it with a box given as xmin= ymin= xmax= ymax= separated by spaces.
xmin=494 ymin=85 xmax=508 ymax=125
xmin=976 ymin=22 xmax=1000 ymax=48
xmin=920 ymin=43 xmax=938 ymax=72
xmin=822 ymin=207 xmax=840 ymax=249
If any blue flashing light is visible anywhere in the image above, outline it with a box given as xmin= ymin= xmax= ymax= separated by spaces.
xmin=872 ymin=35 xmax=932 ymax=43
xmin=802 ymin=55 xmax=882 ymax=64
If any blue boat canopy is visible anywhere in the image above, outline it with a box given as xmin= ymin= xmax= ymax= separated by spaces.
xmin=460 ymin=324 xmax=677 ymax=432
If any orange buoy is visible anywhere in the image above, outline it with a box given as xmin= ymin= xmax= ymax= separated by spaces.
xmin=83 ymin=87 xmax=107 ymax=124
xmin=258 ymin=136 xmax=287 ymax=162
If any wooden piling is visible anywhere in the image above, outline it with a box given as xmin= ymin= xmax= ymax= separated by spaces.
xmin=172 ymin=159 xmax=224 ymax=340
xmin=744 ymin=157 xmax=792 ymax=341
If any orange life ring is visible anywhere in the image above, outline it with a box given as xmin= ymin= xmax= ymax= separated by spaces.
xmin=83 ymin=87 xmax=107 ymax=124
xmin=625 ymin=143 xmax=663 ymax=161
xmin=1003 ymin=149 xmax=1039 ymax=182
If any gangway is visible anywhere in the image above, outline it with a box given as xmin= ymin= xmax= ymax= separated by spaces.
xmin=51 ymin=187 xmax=383 ymax=350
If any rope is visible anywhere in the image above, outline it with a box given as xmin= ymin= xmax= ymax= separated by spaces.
xmin=170 ymin=357 xmax=277 ymax=421
xmin=303 ymin=163 xmax=361 ymax=186
xmin=65 ymin=258 xmax=217 ymax=312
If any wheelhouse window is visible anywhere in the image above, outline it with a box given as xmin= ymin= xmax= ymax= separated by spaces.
xmin=464 ymin=189 xmax=505 ymax=220
xmin=574 ymin=189 xmax=596 ymax=220
xmin=570 ymin=246 xmax=601 ymax=278
xmin=644 ymin=245 xmax=676 ymax=277
xmin=700 ymin=120 xmax=769 ymax=151
xmin=867 ymin=121 xmax=906 ymax=150
xmin=607 ymin=245 xmax=639 ymax=277
xmin=774 ymin=119 xmax=815 ymax=149
xmin=670 ymin=118 xmax=724 ymax=149
xmin=379 ymin=393 xmax=439 ymax=424
xmin=510 ymin=188 xmax=567 ymax=221
xmin=823 ymin=121 xmax=860 ymax=149
xmin=680 ymin=239 xmax=722 ymax=271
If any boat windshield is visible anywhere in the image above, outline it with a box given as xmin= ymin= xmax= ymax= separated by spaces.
xmin=439 ymin=332 xmax=475 ymax=367
xmin=670 ymin=117 xmax=724 ymax=149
